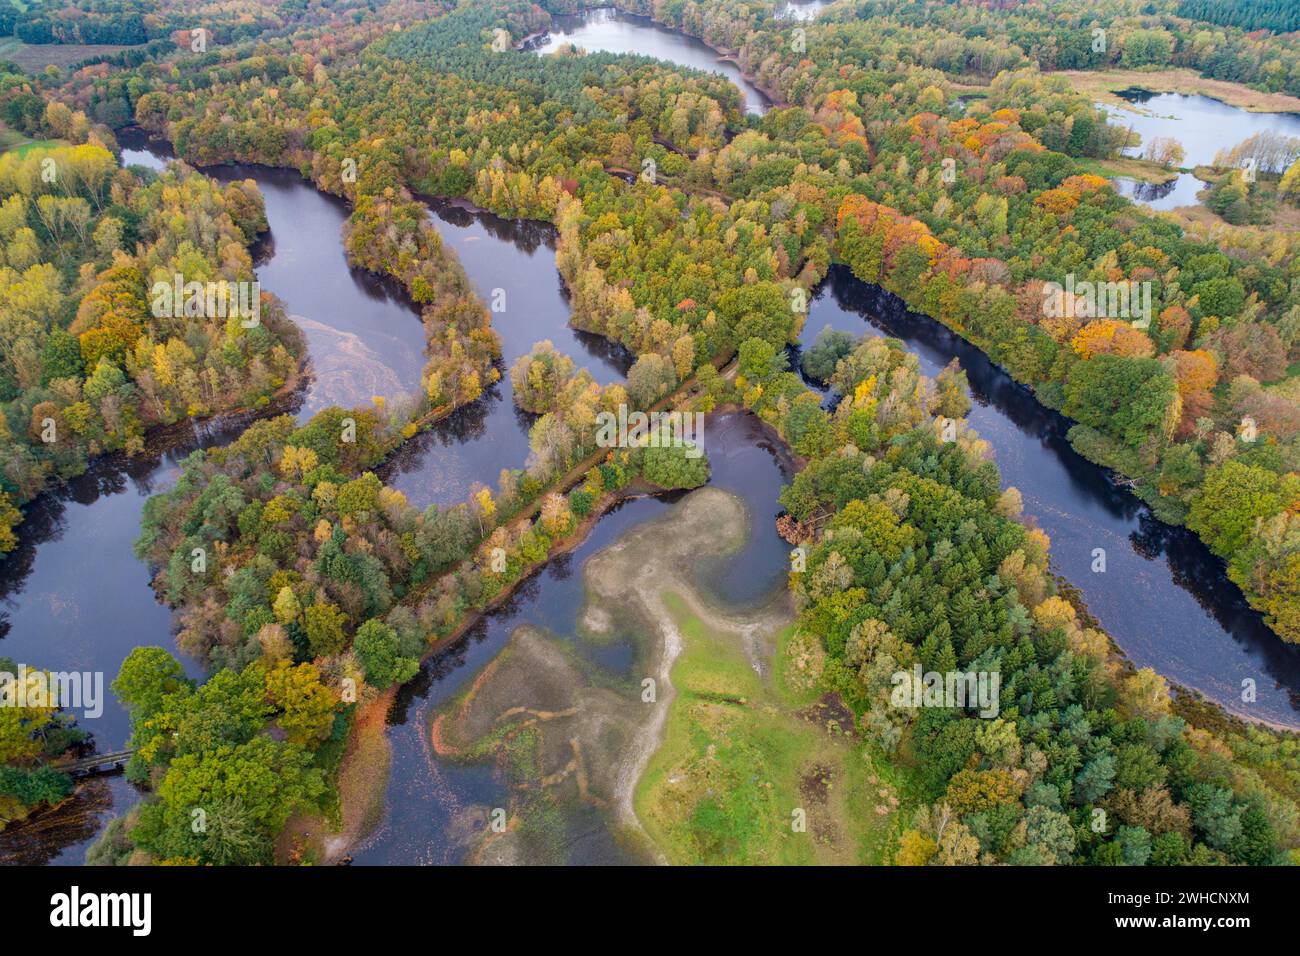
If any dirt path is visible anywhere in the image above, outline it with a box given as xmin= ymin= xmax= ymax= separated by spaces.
xmin=582 ymin=487 xmax=793 ymax=850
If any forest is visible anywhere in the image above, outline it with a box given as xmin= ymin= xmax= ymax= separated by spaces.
xmin=1 ymin=0 xmax=319 ymax=48
xmin=1174 ymin=0 xmax=1300 ymax=35
xmin=1 ymin=0 xmax=1300 ymax=868
xmin=750 ymin=330 xmax=1297 ymax=865
xmin=0 ymin=79 xmax=303 ymax=554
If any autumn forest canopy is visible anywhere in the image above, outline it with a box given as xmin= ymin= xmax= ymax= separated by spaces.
xmin=2 ymin=0 xmax=1300 ymax=875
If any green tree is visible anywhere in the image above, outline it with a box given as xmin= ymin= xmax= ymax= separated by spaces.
xmin=1063 ymin=355 xmax=1177 ymax=450
xmin=303 ymin=602 xmax=348 ymax=657
xmin=263 ymin=661 xmax=336 ymax=746
xmin=113 ymin=647 xmax=191 ymax=721
xmin=353 ymin=619 xmax=419 ymax=689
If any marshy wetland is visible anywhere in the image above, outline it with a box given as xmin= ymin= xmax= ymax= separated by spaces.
xmin=4 ymin=0 xmax=1300 ymax=881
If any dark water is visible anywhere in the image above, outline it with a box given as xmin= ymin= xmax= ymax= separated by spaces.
xmin=352 ymin=411 xmax=793 ymax=864
xmin=4 ymin=134 xmax=434 ymax=864
xmin=0 ymin=135 xmax=626 ymax=864
xmin=210 ymin=165 xmax=427 ymax=417
xmin=379 ymin=197 xmax=630 ymax=510
xmin=0 ymin=409 xmax=290 ymax=865
xmin=1112 ymin=173 xmax=1206 ymax=211
xmin=796 ymin=266 xmax=1300 ymax=727
xmin=1104 ymin=90 xmax=1300 ymax=209
xmin=533 ymin=7 xmax=770 ymax=116
xmin=124 ymin=132 xmax=430 ymax=418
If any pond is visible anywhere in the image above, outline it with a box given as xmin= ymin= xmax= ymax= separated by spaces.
xmin=1102 ymin=90 xmax=1300 ymax=209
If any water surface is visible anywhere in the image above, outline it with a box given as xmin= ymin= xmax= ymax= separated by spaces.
xmin=777 ymin=0 xmax=829 ymax=21
xmin=534 ymin=7 xmax=770 ymax=115
xmin=380 ymin=197 xmax=630 ymax=510
xmin=1103 ymin=90 xmax=1300 ymax=209
xmin=796 ymin=267 xmax=1300 ymax=727
xmin=0 ymin=134 xmax=433 ymax=864
xmin=353 ymin=411 xmax=792 ymax=864
xmin=1111 ymin=173 xmax=1206 ymax=211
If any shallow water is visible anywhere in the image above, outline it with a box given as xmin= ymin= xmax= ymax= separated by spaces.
xmin=1109 ymin=90 xmax=1300 ymax=168
xmin=1102 ymin=90 xmax=1300 ymax=208
xmin=352 ymin=411 xmax=793 ymax=864
xmin=124 ymin=133 xmax=430 ymax=419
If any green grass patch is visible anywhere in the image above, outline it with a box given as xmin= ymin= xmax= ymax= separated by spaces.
xmin=634 ymin=592 xmax=901 ymax=864
xmin=0 ymin=123 xmax=65 ymax=156
xmin=1073 ymin=155 xmax=1180 ymax=185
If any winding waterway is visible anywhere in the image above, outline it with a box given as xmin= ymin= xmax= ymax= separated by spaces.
xmin=380 ymin=197 xmax=630 ymax=510
xmin=0 ymin=132 xmax=438 ymax=864
xmin=5 ymin=11 xmax=1300 ymax=867
xmin=0 ymin=133 xmax=619 ymax=863
xmin=533 ymin=6 xmax=1300 ymax=727
xmin=533 ymin=6 xmax=771 ymax=116
xmin=797 ymin=268 xmax=1300 ymax=727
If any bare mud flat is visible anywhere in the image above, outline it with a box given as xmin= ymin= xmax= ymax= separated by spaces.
xmin=429 ymin=485 xmax=792 ymax=864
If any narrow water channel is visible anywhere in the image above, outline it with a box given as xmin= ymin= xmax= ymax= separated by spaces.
xmin=352 ymin=411 xmax=793 ymax=864
xmin=797 ymin=267 xmax=1300 ymax=727
xmin=379 ymin=197 xmax=630 ymax=510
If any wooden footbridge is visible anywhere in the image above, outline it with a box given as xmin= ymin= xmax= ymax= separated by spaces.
xmin=55 ymin=749 xmax=135 ymax=777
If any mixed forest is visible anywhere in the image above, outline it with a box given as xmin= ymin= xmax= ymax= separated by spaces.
xmin=3 ymin=0 xmax=1300 ymax=865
